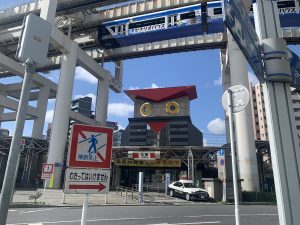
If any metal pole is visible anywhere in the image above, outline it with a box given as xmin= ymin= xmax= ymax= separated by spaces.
xmin=43 ymin=180 xmax=47 ymax=202
xmin=138 ymin=172 xmax=144 ymax=203
xmin=227 ymin=89 xmax=240 ymax=225
xmin=81 ymin=194 xmax=89 ymax=225
xmin=0 ymin=61 xmax=34 ymax=225
xmin=105 ymin=194 xmax=108 ymax=204
xmin=62 ymin=192 xmax=66 ymax=204
xmin=10 ymin=151 xmax=22 ymax=203
xmin=165 ymin=173 xmax=170 ymax=196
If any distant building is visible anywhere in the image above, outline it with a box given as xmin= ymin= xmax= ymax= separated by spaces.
xmin=0 ymin=128 xmax=9 ymax=138
xmin=71 ymin=97 xmax=93 ymax=117
xmin=113 ymin=130 xmax=124 ymax=146
xmin=46 ymin=96 xmax=118 ymax=139
xmin=250 ymin=83 xmax=300 ymax=142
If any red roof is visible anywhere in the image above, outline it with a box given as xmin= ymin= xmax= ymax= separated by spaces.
xmin=125 ymin=86 xmax=197 ymax=103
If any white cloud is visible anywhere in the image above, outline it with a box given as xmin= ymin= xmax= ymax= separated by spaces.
xmin=128 ymin=86 xmax=140 ymax=90
xmin=74 ymin=93 xmax=96 ymax=108
xmin=128 ymin=83 xmax=160 ymax=90
xmin=248 ymin=71 xmax=259 ymax=85
xmin=45 ymin=110 xmax=54 ymax=124
xmin=108 ymin=102 xmax=134 ymax=117
xmin=75 ymin=67 xmax=98 ymax=84
xmin=214 ymin=76 xmax=222 ymax=86
xmin=207 ymin=118 xmax=225 ymax=134
xmin=148 ymin=83 xmax=160 ymax=89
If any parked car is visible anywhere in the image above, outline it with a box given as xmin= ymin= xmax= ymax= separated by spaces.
xmin=168 ymin=179 xmax=209 ymax=201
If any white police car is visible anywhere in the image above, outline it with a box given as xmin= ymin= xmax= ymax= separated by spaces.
xmin=168 ymin=179 xmax=209 ymax=201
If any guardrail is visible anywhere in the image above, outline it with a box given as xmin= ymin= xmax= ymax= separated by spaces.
xmin=116 ymin=184 xmax=167 ymax=203
xmin=134 ymin=184 xmax=165 ymax=194
xmin=116 ymin=185 xmax=137 ymax=204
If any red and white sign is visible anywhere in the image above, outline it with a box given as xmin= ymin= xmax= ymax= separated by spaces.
xmin=128 ymin=151 xmax=160 ymax=160
xmin=64 ymin=168 xmax=110 ymax=194
xmin=67 ymin=124 xmax=113 ymax=169
xmin=41 ymin=163 xmax=54 ymax=179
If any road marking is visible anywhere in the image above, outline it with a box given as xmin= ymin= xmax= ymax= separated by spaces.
xmin=6 ymin=213 xmax=277 ymax=225
xmin=186 ymin=213 xmax=277 ymax=218
xmin=8 ymin=210 xmax=17 ymax=212
xmin=146 ymin=222 xmax=221 ymax=225
xmin=19 ymin=208 xmax=54 ymax=214
xmin=28 ymin=223 xmax=43 ymax=225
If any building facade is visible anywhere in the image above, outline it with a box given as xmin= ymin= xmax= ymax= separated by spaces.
xmin=250 ymin=83 xmax=300 ymax=142
xmin=114 ymin=86 xmax=206 ymax=188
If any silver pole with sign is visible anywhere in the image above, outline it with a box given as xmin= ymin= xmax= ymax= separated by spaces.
xmin=227 ymin=89 xmax=240 ymax=225
xmin=222 ymin=85 xmax=250 ymax=225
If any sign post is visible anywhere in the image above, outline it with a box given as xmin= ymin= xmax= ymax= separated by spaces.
xmin=222 ymin=85 xmax=250 ymax=225
xmin=65 ymin=124 xmax=113 ymax=225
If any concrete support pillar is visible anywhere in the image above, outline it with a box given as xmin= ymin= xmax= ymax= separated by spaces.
xmin=227 ymin=33 xmax=260 ymax=192
xmin=32 ymin=86 xmax=50 ymax=139
xmin=95 ymin=78 xmax=110 ymax=125
xmin=39 ymin=0 xmax=57 ymax=25
xmin=220 ymin=48 xmax=231 ymax=143
xmin=114 ymin=165 xmax=121 ymax=187
xmin=0 ymin=93 xmax=7 ymax=128
xmin=47 ymin=41 xmax=78 ymax=188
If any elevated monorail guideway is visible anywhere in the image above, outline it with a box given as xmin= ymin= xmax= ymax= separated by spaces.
xmin=0 ymin=1 xmax=299 ymax=76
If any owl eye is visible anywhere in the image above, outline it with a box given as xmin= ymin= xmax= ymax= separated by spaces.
xmin=166 ymin=101 xmax=180 ymax=115
xmin=140 ymin=102 xmax=152 ymax=116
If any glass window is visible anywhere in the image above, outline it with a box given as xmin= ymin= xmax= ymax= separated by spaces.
xmin=277 ymin=1 xmax=295 ymax=8
xmin=180 ymin=12 xmax=196 ymax=20
xmin=213 ymin=8 xmax=222 ymax=15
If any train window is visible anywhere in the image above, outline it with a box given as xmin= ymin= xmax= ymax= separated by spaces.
xmin=213 ymin=8 xmax=222 ymax=15
xmin=180 ymin=12 xmax=196 ymax=20
xmin=168 ymin=16 xmax=177 ymax=23
xmin=277 ymin=1 xmax=295 ymax=8
xmin=128 ymin=17 xmax=165 ymax=29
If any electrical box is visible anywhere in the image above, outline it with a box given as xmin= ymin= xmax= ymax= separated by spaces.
xmin=16 ymin=13 xmax=52 ymax=65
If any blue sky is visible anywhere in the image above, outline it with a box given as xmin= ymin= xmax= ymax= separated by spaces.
xmin=1 ymin=0 xmax=300 ymax=146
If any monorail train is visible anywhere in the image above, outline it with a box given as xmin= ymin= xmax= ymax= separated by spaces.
xmin=98 ymin=0 xmax=300 ymax=49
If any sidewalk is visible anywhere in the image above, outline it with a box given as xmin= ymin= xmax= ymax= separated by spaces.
xmin=10 ymin=189 xmax=140 ymax=207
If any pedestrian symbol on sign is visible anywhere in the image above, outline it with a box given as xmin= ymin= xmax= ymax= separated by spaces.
xmin=88 ymin=135 xmax=98 ymax=156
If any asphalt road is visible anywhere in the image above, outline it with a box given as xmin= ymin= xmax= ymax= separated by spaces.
xmin=7 ymin=204 xmax=278 ymax=225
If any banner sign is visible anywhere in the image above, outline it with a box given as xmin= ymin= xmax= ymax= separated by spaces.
xmin=114 ymin=159 xmax=181 ymax=167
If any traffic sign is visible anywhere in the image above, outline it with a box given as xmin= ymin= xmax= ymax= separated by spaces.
xmin=219 ymin=149 xmax=224 ymax=156
xmin=68 ymin=124 xmax=113 ymax=169
xmin=289 ymin=49 xmax=300 ymax=88
xmin=41 ymin=163 xmax=54 ymax=179
xmin=223 ymin=0 xmax=264 ymax=81
xmin=64 ymin=168 xmax=110 ymax=194
xmin=222 ymin=85 xmax=250 ymax=113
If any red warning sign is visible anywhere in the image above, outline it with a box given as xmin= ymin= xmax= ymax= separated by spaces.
xmin=67 ymin=124 xmax=113 ymax=169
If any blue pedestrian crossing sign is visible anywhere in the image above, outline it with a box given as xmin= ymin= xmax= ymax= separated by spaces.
xmin=219 ymin=149 xmax=225 ymax=156
xmin=67 ymin=124 xmax=113 ymax=169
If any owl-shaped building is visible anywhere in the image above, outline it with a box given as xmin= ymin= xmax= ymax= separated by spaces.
xmin=121 ymin=85 xmax=203 ymax=146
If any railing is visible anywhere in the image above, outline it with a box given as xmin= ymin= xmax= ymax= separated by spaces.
xmin=133 ymin=184 xmax=165 ymax=194
xmin=116 ymin=184 xmax=167 ymax=203
xmin=116 ymin=185 xmax=137 ymax=204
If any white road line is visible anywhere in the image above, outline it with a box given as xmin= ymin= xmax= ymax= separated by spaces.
xmin=186 ymin=213 xmax=277 ymax=218
xmin=19 ymin=208 xmax=54 ymax=214
xmin=146 ymin=222 xmax=221 ymax=225
xmin=28 ymin=223 xmax=43 ymax=225
xmin=6 ymin=213 xmax=277 ymax=225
